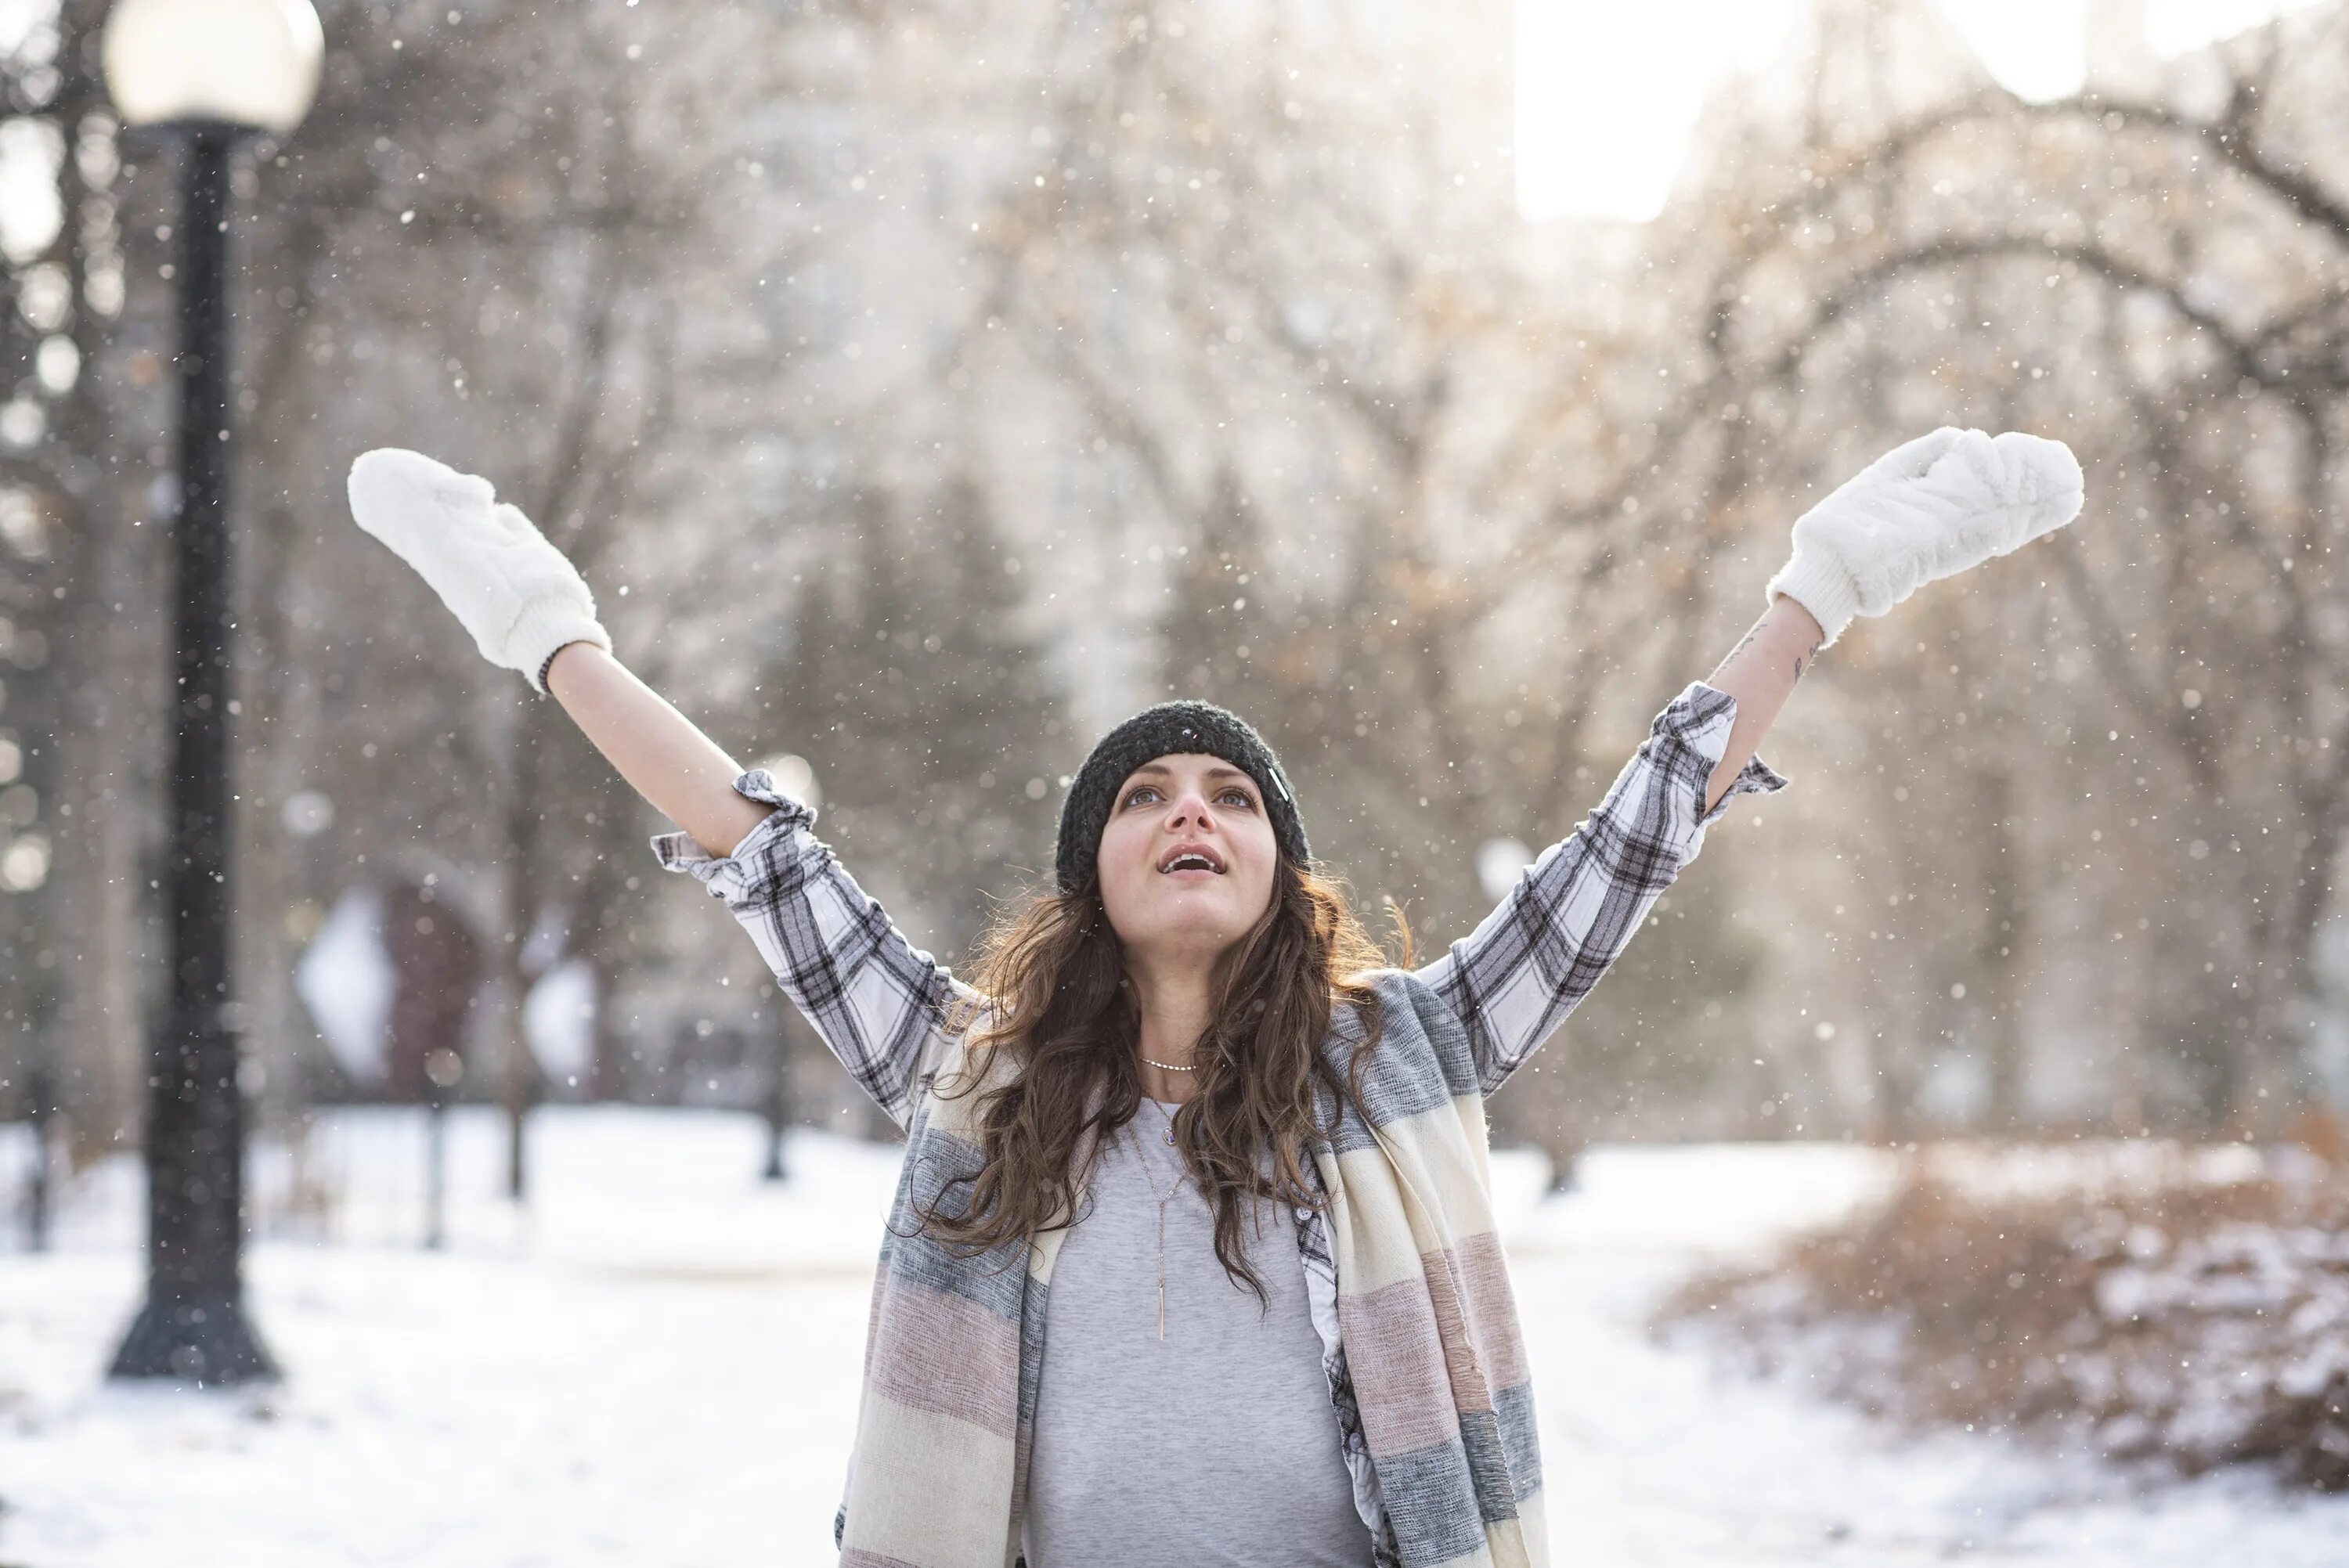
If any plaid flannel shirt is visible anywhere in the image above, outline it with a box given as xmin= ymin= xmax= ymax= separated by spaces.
xmin=655 ymin=679 xmax=1789 ymax=1564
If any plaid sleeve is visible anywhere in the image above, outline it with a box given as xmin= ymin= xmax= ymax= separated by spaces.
xmin=650 ymin=769 xmax=980 ymax=1130
xmin=1413 ymin=680 xmax=1790 ymax=1096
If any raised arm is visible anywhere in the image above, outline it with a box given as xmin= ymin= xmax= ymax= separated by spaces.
xmin=1416 ymin=425 xmax=2087 ymax=1097
xmin=1700 ymin=592 xmax=1824 ymax=817
xmin=543 ymin=643 xmax=772 ymax=859
xmin=346 ymin=447 xmax=776 ymax=856
xmin=1413 ymin=669 xmax=1791 ymax=1097
xmin=346 ymin=446 xmax=972 ymax=1127
xmin=540 ymin=635 xmax=973 ymax=1126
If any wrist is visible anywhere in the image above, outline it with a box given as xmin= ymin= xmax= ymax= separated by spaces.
xmin=511 ymin=601 xmax=611 ymax=697
xmin=539 ymin=637 xmax=608 ymax=699
xmin=1769 ymin=590 xmax=1825 ymax=648
xmin=1763 ymin=549 xmax=1860 ymax=649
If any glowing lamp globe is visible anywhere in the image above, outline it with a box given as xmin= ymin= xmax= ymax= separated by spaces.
xmin=102 ymin=0 xmax=324 ymax=135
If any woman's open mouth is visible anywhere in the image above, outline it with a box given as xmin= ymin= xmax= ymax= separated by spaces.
xmin=1157 ymin=844 xmax=1226 ymax=875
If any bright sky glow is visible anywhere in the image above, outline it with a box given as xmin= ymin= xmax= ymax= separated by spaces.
xmin=1517 ymin=0 xmax=2329 ymax=220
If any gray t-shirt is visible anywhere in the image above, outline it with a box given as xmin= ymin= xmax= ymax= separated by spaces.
xmin=1021 ymin=1096 xmax=1374 ymax=1568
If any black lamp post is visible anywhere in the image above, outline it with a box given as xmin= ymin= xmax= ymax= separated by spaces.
xmin=101 ymin=0 xmax=322 ymax=1386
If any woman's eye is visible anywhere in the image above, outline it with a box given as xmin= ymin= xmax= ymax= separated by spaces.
xmin=1121 ymin=784 xmax=1251 ymax=807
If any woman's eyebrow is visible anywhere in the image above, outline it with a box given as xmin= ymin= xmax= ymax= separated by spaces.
xmin=1126 ymin=762 xmax=1254 ymax=784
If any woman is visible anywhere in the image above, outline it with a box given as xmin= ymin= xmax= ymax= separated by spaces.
xmin=346 ymin=424 xmax=2082 ymax=1568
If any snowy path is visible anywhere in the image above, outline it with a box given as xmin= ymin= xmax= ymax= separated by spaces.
xmin=5 ymin=1108 xmax=2347 ymax=1566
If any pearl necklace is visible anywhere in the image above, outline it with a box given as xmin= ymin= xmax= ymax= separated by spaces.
xmin=1138 ymin=1054 xmax=1196 ymax=1072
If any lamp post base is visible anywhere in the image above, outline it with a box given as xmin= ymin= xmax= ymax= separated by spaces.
xmin=106 ymin=1294 xmax=280 ymax=1386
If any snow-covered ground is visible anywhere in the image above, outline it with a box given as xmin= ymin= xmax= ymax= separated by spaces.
xmin=5 ymin=1108 xmax=2349 ymax=1566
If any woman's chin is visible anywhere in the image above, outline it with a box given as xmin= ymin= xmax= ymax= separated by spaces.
xmin=1120 ymin=903 xmax=1250 ymax=955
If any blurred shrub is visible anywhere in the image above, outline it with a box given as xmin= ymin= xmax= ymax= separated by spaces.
xmin=1655 ymin=1142 xmax=2349 ymax=1489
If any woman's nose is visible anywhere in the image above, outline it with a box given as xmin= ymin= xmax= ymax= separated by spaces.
xmin=1167 ymin=793 xmax=1216 ymax=829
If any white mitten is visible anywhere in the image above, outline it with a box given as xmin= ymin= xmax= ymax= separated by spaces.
xmin=346 ymin=448 xmax=612 ymax=695
xmin=1764 ymin=426 xmax=2085 ymax=647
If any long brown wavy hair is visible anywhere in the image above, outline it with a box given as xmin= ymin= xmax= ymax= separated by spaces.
xmin=915 ymin=854 xmax=1409 ymax=1307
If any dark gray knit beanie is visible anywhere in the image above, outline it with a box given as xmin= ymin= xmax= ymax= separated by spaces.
xmin=1055 ymin=699 xmax=1309 ymax=894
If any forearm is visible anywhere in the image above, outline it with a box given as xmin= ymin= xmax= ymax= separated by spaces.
xmin=544 ymin=641 xmax=774 ymax=859
xmin=1699 ymin=592 xmax=1822 ymax=816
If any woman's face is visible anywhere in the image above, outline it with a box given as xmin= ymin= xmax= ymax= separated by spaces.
xmin=1095 ymin=752 xmax=1279 ymax=964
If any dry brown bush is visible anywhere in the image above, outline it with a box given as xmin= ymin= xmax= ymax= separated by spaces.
xmin=1654 ymin=1148 xmax=2349 ymax=1489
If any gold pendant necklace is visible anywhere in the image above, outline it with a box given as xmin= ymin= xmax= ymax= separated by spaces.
xmin=1128 ymin=1099 xmax=1185 ymax=1341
